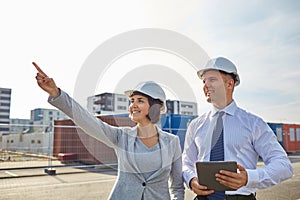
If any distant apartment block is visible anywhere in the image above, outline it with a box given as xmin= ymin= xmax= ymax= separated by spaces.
xmin=30 ymin=108 xmax=68 ymax=132
xmin=0 ymin=87 xmax=11 ymax=135
xmin=87 ymin=92 xmax=198 ymax=116
xmin=166 ymin=100 xmax=198 ymax=116
xmin=10 ymin=118 xmax=33 ymax=134
xmin=87 ymin=92 xmax=129 ymax=115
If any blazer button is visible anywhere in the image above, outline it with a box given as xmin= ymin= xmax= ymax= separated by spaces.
xmin=142 ymin=182 xmax=146 ymax=186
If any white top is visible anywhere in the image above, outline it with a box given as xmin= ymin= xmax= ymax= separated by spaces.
xmin=134 ymin=138 xmax=162 ymax=179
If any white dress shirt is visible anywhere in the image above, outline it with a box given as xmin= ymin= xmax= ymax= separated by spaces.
xmin=182 ymin=101 xmax=293 ymax=195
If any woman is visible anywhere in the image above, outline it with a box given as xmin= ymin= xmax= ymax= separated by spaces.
xmin=33 ymin=62 xmax=184 ymax=200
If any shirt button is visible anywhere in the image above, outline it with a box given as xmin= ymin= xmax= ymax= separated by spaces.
xmin=142 ymin=182 xmax=146 ymax=186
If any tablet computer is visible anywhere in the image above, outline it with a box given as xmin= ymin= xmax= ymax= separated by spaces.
xmin=196 ymin=161 xmax=237 ymax=191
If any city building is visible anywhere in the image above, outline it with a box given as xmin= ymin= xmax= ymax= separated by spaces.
xmin=0 ymin=87 xmax=11 ymax=135
xmin=1 ymin=132 xmax=50 ymax=154
xmin=87 ymin=93 xmax=129 ymax=115
xmin=30 ymin=108 xmax=68 ymax=132
xmin=166 ymin=100 xmax=198 ymax=116
xmin=10 ymin=118 xmax=34 ymax=134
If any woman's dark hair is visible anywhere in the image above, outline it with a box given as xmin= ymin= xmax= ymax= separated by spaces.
xmin=129 ymin=91 xmax=163 ymax=124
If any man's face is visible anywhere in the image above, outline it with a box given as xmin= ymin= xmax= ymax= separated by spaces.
xmin=202 ymin=70 xmax=230 ymax=106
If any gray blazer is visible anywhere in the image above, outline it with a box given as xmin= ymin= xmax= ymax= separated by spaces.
xmin=49 ymin=90 xmax=185 ymax=200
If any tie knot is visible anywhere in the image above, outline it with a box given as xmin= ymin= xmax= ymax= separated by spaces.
xmin=218 ymin=111 xmax=225 ymax=118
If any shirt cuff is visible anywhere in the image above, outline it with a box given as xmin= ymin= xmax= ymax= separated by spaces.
xmin=245 ymin=169 xmax=259 ymax=188
xmin=48 ymin=88 xmax=61 ymax=102
xmin=184 ymin=173 xmax=197 ymax=190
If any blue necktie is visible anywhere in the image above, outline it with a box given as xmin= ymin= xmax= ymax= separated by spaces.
xmin=209 ymin=111 xmax=225 ymax=200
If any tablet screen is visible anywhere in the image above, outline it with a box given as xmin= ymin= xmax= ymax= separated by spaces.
xmin=196 ymin=161 xmax=237 ymax=191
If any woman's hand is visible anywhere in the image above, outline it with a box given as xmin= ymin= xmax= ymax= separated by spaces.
xmin=33 ymin=62 xmax=60 ymax=98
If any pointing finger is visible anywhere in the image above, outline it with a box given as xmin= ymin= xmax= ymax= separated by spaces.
xmin=32 ymin=62 xmax=48 ymax=77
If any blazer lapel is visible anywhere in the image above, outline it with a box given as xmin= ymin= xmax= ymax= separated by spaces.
xmin=126 ymin=126 xmax=144 ymax=177
xmin=158 ymin=129 xmax=170 ymax=168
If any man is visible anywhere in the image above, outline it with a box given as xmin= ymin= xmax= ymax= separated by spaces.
xmin=182 ymin=57 xmax=293 ymax=200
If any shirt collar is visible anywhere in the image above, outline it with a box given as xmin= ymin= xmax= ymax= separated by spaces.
xmin=211 ymin=100 xmax=237 ymax=116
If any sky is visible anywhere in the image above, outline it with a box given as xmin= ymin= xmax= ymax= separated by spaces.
xmin=0 ymin=0 xmax=300 ymax=124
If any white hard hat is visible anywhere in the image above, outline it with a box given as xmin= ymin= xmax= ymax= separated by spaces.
xmin=197 ymin=57 xmax=240 ymax=86
xmin=124 ymin=81 xmax=166 ymax=113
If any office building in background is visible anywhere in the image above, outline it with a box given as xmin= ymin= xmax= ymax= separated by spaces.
xmin=10 ymin=118 xmax=34 ymax=134
xmin=87 ymin=92 xmax=129 ymax=115
xmin=0 ymin=87 xmax=11 ymax=135
xmin=30 ymin=108 xmax=68 ymax=132
xmin=166 ymin=100 xmax=197 ymax=116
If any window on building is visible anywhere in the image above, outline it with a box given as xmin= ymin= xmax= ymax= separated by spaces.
xmin=0 ymin=103 xmax=10 ymax=106
xmin=117 ymin=97 xmax=127 ymax=102
xmin=117 ymin=106 xmax=127 ymax=110
xmin=182 ymin=111 xmax=193 ymax=115
xmin=106 ymin=105 xmax=113 ymax=110
xmin=19 ymin=134 xmax=23 ymax=142
xmin=289 ymin=128 xmax=295 ymax=141
xmin=181 ymin=104 xmax=193 ymax=108
xmin=0 ymin=127 xmax=9 ymax=132
xmin=296 ymin=128 xmax=300 ymax=141
xmin=31 ymin=140 xmax=35 ymax=144
xmin=0 ymin=115 xmax=9 ymax=119
xmin=0 ymin=90 xmax=11 ymax=95
xmin=276 ymin=127 xmax=283 ymax=142
xmin=0 ymin=96 xmax=10 ymax=100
